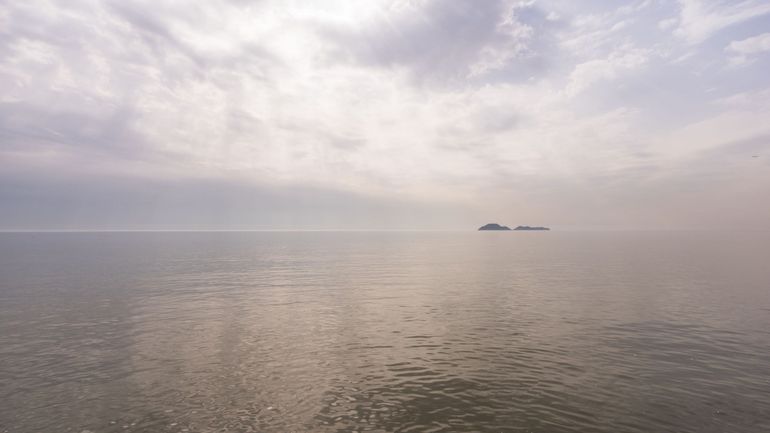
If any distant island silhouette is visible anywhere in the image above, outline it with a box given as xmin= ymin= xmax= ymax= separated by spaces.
xmin=478 ymin=223 xmax=511 ymax=231
xmin=478 ymin=224 xmax=550 ymax=231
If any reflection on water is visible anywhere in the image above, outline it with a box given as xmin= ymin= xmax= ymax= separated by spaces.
xmin=1 ymin=231 xmax=769 ymax=432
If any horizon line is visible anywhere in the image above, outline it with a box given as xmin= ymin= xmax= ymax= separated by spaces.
xmin=1 ymin=228 xmax=768 ymax=233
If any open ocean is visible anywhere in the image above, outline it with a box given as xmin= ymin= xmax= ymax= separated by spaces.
xmin=1 ymin=231 xmax=769 ymax=432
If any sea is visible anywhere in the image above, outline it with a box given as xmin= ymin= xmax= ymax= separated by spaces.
xmin=1 ymin=230 xmax=769 ymax=432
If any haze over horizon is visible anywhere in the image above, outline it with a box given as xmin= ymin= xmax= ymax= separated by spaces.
xmin=2 ymin=0 xmax=769 ymax=230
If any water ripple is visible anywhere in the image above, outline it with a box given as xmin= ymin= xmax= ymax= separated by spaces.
xmin=1 ymin=231 xmax=770 ymax=432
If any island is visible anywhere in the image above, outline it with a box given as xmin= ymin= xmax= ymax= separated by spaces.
xmin=513 ymin=225 xmax=550 ymax=231
xmin=478 ymin=223 xmax=511 ymax=231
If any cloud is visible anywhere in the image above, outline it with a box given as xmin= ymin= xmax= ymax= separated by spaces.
xmin=673 ymin=0 xmax=770 ymax=44
xmin=659 ymin=18 xmax=678 ymax=31
xmin=317 ymin=0 xmax=552 ymax=85
xmin=1 ymin=0 xmax=770 ymax=229
xmin=726 ymin=32 xmax=770 ymax=66
xmin=566 ymin=46 xmax=649 ymax=96
xmin=557 ymin=0 xmax=651 ymax=58
xmin=727 ymin=32 xmax=770 ymax=54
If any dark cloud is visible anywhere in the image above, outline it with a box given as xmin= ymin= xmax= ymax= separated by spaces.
xmin=318 ymin=0 xmax=554 ymax=85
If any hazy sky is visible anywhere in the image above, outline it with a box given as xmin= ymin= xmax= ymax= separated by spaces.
xmin=1 ymin=0 xmax=769 ymax=230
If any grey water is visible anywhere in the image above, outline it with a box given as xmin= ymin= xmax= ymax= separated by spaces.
xmin=1 ymin=231 xmax=769 ymax=433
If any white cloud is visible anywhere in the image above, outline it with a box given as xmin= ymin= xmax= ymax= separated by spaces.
xmin=726 ymin=32 xmax=770 ymax=66
xmin=2 ymin=0 xmax=770 ymax=228
xmin=674 ymin=0 xmax=770 ymax=44
xmin=566 ymin=47 xmax=649 ymax=97
xmin=557 ymin=1 xmax=652 ymax=59
xmin=658 ymin=17 xmax=678 ymax=30
xmin=727 ymin=33 xmax=770 ymax=54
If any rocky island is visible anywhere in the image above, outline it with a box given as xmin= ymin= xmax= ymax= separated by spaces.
xmin=513 ymin=226 xmax=550 ymax=231
xmin=478 ymin=223 xmax=511 ymax=231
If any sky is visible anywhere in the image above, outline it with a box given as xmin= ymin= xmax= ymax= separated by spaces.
xmin=1 ymin=0 xmax=769 ymax=230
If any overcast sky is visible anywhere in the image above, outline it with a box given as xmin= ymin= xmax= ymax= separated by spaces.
xmin=1 ymin=0 xmax=769 ymax=230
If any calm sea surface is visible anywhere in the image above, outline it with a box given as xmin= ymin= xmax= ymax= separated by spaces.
xmin=1 ymin=231 xmax=769 ymax=433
